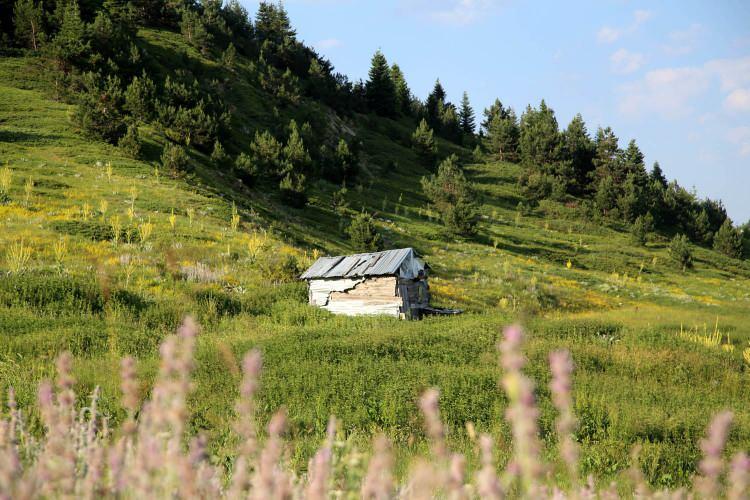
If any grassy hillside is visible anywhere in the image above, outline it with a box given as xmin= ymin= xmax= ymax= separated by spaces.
xmin=1 ymin=28 xmax=750 ymax=489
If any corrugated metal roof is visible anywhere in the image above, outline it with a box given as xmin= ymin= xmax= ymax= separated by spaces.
xmin=301 ymin=248 xmax=423 ymax=280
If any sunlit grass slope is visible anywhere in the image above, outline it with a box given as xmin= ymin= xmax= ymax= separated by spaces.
xmin=1 ymin=31 xmax=749 ymax=488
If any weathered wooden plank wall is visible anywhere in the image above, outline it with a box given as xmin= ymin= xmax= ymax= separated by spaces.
xmin=309 ymin=276 xmax=403 ymax=317
xmin=308 ymin=278 xmax=365 ymax=306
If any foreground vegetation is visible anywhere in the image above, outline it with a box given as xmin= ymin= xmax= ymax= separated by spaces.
xmin=2 ymin=320 xmax=748 ymax=498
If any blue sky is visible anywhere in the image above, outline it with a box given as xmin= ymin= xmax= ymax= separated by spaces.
xmin=241 ymin=1 xmax=750 ymax=223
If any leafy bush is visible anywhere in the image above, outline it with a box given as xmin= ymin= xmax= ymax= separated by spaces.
xmin=193 ymin=287 xmax=243 ymax=317
xmin=259 ymin=252 xmax=301 ymax=283
xmin=51 ymin=220 xmax=113 ymax=241
xmin=138 ymin=299 xmax=186 ymax=333
xmin=110 ymin=289 xmax=152 ymax=315
xmin=238 ymin=282 xmax=307 ymax=316
xmin=0 ymin=272 xmax=104 ymax=314
xmin=67 ymin=323 xmax=109 ymax=357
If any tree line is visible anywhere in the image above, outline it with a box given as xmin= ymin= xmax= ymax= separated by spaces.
xmin=357 ymin=43 xmax=747 ymax=258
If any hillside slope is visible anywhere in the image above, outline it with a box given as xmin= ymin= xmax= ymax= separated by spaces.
xmin=1 ymin=28 xmax=750 ymax=487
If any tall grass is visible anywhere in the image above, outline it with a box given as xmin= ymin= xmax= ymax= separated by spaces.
xmin=1 ymin=320 xmax=747 ymax=498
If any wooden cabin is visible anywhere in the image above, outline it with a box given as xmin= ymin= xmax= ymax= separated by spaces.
xmin=300 ymin=248 xmax=437 ymax=319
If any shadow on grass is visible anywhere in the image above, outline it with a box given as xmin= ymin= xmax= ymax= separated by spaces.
xmin=0 ymin=129 xmax=64 ymax=144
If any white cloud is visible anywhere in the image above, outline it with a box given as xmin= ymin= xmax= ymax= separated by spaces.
xmin=401 ymin=0 xmax=502 ymax=26
xmin=705 ymin=57 xmax=750 ymax=92
xmin=618 ymin=67 xmax=709 ymax=118
xmin=633 ymin=9 xmax=652 ymax=24
xmin=610 ymin=49 xmax=644 ymax=74
xmin=662 ymin=24 xmax=704 ymax=56
xmin=727 ymin=127 xmax=750 ymax=157
xmin=597 ymin=26 xmax=621 ymax=44
xmin=314 ymin=38 xmax=342 ymax=51
xmin=617 ymin=56 xmax=750 ymax=118
xmin=725 ymin=88 xmax=750 ymax=113
xmin=597 ymin=9 xmax=653 ymax=44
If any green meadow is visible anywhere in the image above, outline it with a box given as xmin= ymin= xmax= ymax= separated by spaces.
xmin=1 ymin=31 xmax=749 ymax=490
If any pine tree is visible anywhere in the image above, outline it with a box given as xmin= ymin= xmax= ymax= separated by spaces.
xmin=235 ymin=153 xmax=257 ymax=185
xmin=693 ymin=209 xmax=713 ymax=245
xmin=484 ymin=109 xmax=519 ymax=162
xmin=48 ymin=0 xmax=88 ymax=71
xmin=118 ymin=124 xmax=142 ymax=159
xmin=701 ymin=198 xmax=728 ymax=235
xmin=713 ymin=218 xmax=743 ymax=258
xmin=13 ymin=0 xmax=44 ymax=50
xmin=439 ymin=102 xmax=461 ymax=143
xmin=124 ymin=72 xmax=156 ymax=122
xmin=210 ymin=140 xmax=230 ymax=169
xmin=425 ymin=79 xmax=446 ymax=129
xmin=595 ymin=175 xmax=618 ymax=214
xmin=223 ymin=0 xmax=252 ymax=39
xmin=670 ymin=234 xmax=693 ymax=270
xmin=334 ymin=138 xmax=357 ymax=181
xmin=650 ymin=161 xmax=668 ymax=188
xmin=180 ymin=8 xmax=212 ymax=52
xmin=250 ymin=130 xmax=283 ymax=177
xmin=631 ymin=213 xmax=653 ymax=246
xmin=89 ymin=6 xmax=136 ymax=66
xmin=619 ymin=139 xmax=647 ymax=186
xmin=347 ymin=211 xmax=383 ymax=252
xmin=412 ymin=119 xmax=437 ymax=167
xmin=73 ymin=73 xmax=128 ymax=144
xmin=279 ymin=172 xmax=307 ymax=207
xmin=740 ymin=221 xmax=750 ymax=259
xmin=222 ymin=42 xmax=237 ymax=70
xmin=458 ymin=91 xmax=476 ymax=137
xmin=103 ymin=0 xmax=132 ymax=22
xmin=307 ymin=57 xmax=327 ymax=97
xmin=281 ymin=119 xmax=310 ymax=177
xmin=130 ymin=0 xmax=169 ymax=27
xmin=562 ymin=114 xmax=594 ymax=193
xmin=390 ymin=64 xmax=411 ymax=115
xmin=481 ymin=99 xmax=510 ymax=132
xmin=365 ymin=50 xmax=396 ymax=117
xmin=421 ymin=155 xmax=478 ymax=235
xmin=161 ymin=142 xmax=189 ymax=173
xmin=592 ymin=127 xmax=620 ymax=184
xmin=519 ymin=100 xmax=560 ymax=167
xmin=617 ymin=173 xmax=647 ymax=222
xmin=255 ymin=1 xmax=295 ymax=45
